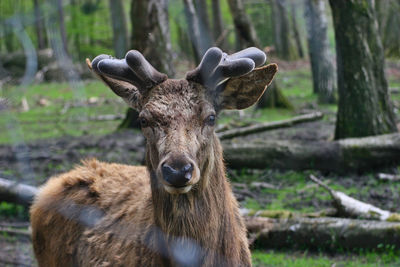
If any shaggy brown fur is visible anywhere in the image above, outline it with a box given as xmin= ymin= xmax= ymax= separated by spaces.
xmin=31 ymin=57 xmax=277 ymax=266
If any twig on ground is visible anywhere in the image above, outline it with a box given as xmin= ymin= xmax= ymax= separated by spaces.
xmin=217 ymin=112 xmax=323 ymax=140
xmin=309 ymin=174 xmax=397 ymax=221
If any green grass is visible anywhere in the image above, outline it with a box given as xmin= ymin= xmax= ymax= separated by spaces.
xmin=0 ymin=81 xmax=122 ymax=144
xmin=252 ymin=250 xmax=400 ymax=267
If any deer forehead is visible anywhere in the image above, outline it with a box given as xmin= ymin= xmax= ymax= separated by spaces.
xmin=141 ymin=79 xmax=214 ymax=124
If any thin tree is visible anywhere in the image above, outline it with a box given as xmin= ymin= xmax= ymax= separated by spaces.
xmin=270 ymin=0 xmax=297 ymax=60
xmin=304 ymin=0 xmax=336 ymax=103
xmin=212 ymin=0 xmax=227 ymax=49
xmin=195 ymin=0 xmax=213 ymax=48
xmin=257 ymin=80 xmax=294 ymax=110
xmin=56 ymin=0 xmax=68 ymax=55
xmin=329 ymin=0 xmax=397 ymax=139
xmin=227 ymin=0 xmax=260 ymax=48
xmin=109 ymin=0 xmax=128 ymax=58
xmin=70 ymin=0 xmax=81 ymax=60
xmin=183 ymin=0 xmax=206 ymax=62
xmin=33 ymin=0 xmax=45 ymax=50
xmin=290 ymin=0 xmax=304 ymax=58
xmin=379 ymin=1 xmax=400 ymax=57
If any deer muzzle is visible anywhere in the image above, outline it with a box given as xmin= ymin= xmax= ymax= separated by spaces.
xmin=162 ymin=163 xmax=193 ymax=187
xmin=158 ymin=153 xmax=199 ymax=194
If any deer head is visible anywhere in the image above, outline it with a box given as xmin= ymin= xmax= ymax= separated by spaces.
xmin=87 ymin=47 xmax=277 ymax=195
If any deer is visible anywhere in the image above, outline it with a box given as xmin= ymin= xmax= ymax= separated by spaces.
xmin=30 ymin=47 xmax=277 ymax=267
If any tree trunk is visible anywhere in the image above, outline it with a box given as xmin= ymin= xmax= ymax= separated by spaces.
xmin=109 ymin=0 xmax=128 ymax=58
xmin=290 ymin=0 xmax=304 ymax=58
xmin=329 ymin=0 xmax=397 ymax=139
xmin=56 ymin=0 xmax=68 ymax=55
xmin=131 ymin=0 xmax=174 ymax=76
xmin=127 ymin=0 xmax=175 ymax=129
xmin=183 ymin=0 xmax=206 ymax=62
xmin=270 ymin=0 xmax=297 ymax=60
xmin=223 ymin=133 xmax=400 ymax=172
xmin=375 ymin=0 xmax=391 ymax=37
xmin=194 ymin=0 xmax=213 ymax=48
xmin=118 ymin=107 xmax=140 ymax=129
xmin=33 ymin=0 xmax=46 ymax=50
xmin=227 ymin=0 xmax=260 ymax=48
xmin=380 ymin=1 xmax=400 ymax=57
xmin=175 ymin=21 xmax=193 ymax=58
xmin=256 ymin=81 xmax=294 ymax=109
xmin=4 ymin=23 xmax=14 ymax=53
xmin=71 ymin=0 xmax=81 ymax=60
xmin=304 ymin=0 xmax=336 ymax=103
xmin=211 ymin=0 xmax=227 ymax=49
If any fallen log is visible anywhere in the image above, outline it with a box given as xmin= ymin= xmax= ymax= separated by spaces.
xmin=245 ymin=216 xmax=400 ymax=250
xmin=0 ymin=178 xmax=38 ymax=207
xmin=309 ymin=175 xmax=400 ymax=221
xmin=240 ymin=208 xmax=338 ymax=219
xmin=223 ymin=133 xmax=400 ymax=172
xmin=217 ymin=112 xmax=323 ymax=140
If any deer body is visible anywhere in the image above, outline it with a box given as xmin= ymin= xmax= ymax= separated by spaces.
xmin=30 ymin=48 xmax=277 ymax=266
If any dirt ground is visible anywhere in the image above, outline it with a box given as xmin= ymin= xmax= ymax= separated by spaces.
xmin=0 ymin=119 xmax=399 ymax=266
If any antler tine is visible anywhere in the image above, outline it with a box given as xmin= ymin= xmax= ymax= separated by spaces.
xmin=186 ymin=47 xmax=267 ymax=90
xmin=92 ymin=55 xmax=144 ymax=89
xmin=125 ymin=50 xmax=167 ymax=90
xmin=186 ymin=47 xmax=224 ymax=86
xmin=92 ymin=51 xmax=167 ymax=94
xmin=228 ymin=47 xmax=267 ymax=68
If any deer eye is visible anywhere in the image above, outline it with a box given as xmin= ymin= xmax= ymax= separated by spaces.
xmin=139 ymin=117 xmax=149 ymax=128
xmin=205 ymin=114 xmax=216 ymax=126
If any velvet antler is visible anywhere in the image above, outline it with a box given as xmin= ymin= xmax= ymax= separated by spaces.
xmin=186 ymin=47 xmax=277 ymax=110
xmin=90 ymin=50 xmax=167 ymax=95
xmin=87 ymin=47 xmax=277 ymax=112
xmin=86 ymin=50 xmax=167 ymax=110
xmin=186 ymin=47 xmax=267 ymax=90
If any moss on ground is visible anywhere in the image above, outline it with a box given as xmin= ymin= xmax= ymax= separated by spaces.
xmin=230 ymin=168 xmax=400 ymax=214
xmin=252 ymin=250 xmax=400 ymax=267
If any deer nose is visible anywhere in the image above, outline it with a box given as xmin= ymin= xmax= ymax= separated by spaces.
xmin=162 ymin=163 xmax=193 ymax=187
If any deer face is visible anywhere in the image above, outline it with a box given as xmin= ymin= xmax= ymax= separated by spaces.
xmin=87 ymin=48 xmax=277 ymax=194
xmin=139 ymin=80 xmax=213 ymax=194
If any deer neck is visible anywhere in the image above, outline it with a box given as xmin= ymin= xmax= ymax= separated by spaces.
xmin=146 ymin=134 xmax=233 ymax=237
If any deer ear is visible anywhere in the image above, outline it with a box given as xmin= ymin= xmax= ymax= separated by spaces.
xmin=219 ymin=64 xmax=278 ymax=110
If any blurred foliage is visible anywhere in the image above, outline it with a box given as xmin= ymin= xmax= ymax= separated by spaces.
xmin=0 ymin=202 xmax=28 ymax=220
xmin=1 ymin=0 xmax=399 ymax=63
xmin=0 ymin=0 xmax=298 ymax=60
